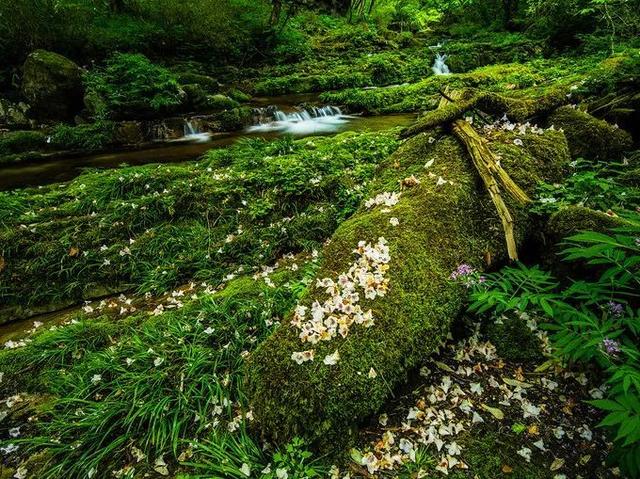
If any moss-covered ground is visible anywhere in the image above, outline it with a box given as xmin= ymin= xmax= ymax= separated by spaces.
xmin=0 ymin=8 xmax=639 ymax=478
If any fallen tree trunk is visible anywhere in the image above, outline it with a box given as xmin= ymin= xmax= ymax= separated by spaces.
xmin=401 ymin=87 xmax=571 ymax=139
xmin=246 ymin=121 xmax=570 ymax=447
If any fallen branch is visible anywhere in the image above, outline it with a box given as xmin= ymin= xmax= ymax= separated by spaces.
xmin=437 ymin=89 xmax=530 ymax=260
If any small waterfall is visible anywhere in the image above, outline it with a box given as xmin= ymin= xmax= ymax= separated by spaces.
xmin=247 ymin=105 xmax=352 ymax=136
xmin=182 ymin=120 xmax=211 ymax=143
xmin=432 ymin=53 xmax=451 ymax=76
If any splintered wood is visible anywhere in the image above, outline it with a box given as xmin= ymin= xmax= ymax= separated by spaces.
xmin=439 ymin=89 xmax=530 ymax=261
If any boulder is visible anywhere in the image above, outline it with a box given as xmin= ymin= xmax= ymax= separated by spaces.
xmin=114 ymin=121 xmax=144 ymax=145
xmin=21 ymin=50 xmax=84 ymax=120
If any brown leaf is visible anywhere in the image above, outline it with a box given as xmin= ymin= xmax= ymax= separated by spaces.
xmin=502 ymin=465 xmax=514 ymax=474
xmin=69 ymin=246 xmax=80 ymax=257
xmin=562 ymin=398 xmax=577 ymax=415
xmin=514 ymin=367 xmax=525 ymax=381
xmin=527 ymin=424 xmax=540 ymax=436
xmin=0 ymin=256 xmax=5 ymax=272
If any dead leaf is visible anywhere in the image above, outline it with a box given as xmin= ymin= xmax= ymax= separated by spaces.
xmin=503 ymin=377 xmax=533 ymax=388
xmin=481 ymin=403 xmax=504 ymax=420
xmin=562 ymin=398 xmax=577 ymax=415
xmin=502 ymin=465 xmax=514 ymax=474
xmin=534 ymin=359 xmax=558 ymax=373
xmin=69 ymin=246 xmax=80 ymax=257
xmin=514 ymin=367 xmax=525 ymax=381
xmin=435 ymin=361 xmax=455 ymax=373
xmin=550 ymin=458 xmax=565 ymax=471
xmin=579 ymin=455 xmax=591 ymax=465
xmin=527 ymin=424 xmax=539 ymax=436
xmin=0 ymin=256 xmax=5 ymax=272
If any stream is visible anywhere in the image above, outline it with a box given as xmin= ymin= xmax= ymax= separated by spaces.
xmin=0 ymin=97 xmax=415 ymax=339
xmin=0 ymin=95 xmax=416 ymax=191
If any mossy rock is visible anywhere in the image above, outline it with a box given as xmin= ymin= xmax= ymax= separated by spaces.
xmin=246 ymin=127 xmax=570 ymax=448
xmin=546 ymin=205 xmax=630 ymax=241
xmin=547 ymin=106 xmax=633 ymax=160
xmin=0 ymin=98 xmax=30 ymax=129
xmin=21 ymin=50 xmax=84 ymax=120
xmin=207 ymin=94 xmax=239 ymax=111
xmin=176 ymin=72 xmax=219 ymax=92
xmin=543 ymin=206 xmax=632 ymax=276
xmin=182 ymin=83 xmax=210 ymax=110
xmin=215 ymin=106 xmax=253 ymax=131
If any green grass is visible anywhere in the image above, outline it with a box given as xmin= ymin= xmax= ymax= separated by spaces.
xmin=0 ymin=131 xmax=400 ymax=316
xmin=2 ymin=258 xmax=318 ymax=478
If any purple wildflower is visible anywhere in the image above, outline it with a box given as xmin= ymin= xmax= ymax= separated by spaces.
xmin=450 ymin=264 xmax=475 ymax=280
xmin=606 ymin=301 xmax=624 ymax=317
xmin=602 ymin=338 xmax=621 ymax=355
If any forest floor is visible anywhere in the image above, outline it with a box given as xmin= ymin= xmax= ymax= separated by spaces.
xmin=0 ymin=17 xmax=639 ymax=479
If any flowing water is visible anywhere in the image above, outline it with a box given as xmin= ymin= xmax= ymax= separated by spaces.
xmin=247 ymin=105 xmax=352 ymax=136
xmin=432 ymin=53 xmax=451 ymax=76
xmin=0 ymin=95 xmax=416 ymax=190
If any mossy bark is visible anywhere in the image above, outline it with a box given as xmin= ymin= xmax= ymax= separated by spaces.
xmin=547 ymin=106 xmax=633 ymax=160
xmin=245 ymin=128 xmax=570 ymax=448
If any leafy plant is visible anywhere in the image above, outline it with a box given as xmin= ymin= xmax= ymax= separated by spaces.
xmin=186 ymin=434 xmax=327 ymax=479
xmin=84 ymin=53 xmax=184 ymax=119
xmin=467 ymin=213 xmax=640 ymax=475
xmin=531 ymin=157 xmax=640 ymax=215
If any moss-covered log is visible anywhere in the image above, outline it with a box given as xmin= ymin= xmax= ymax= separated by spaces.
xmin=547 ymin=106 xmax=633 ymax=160
xmin=401 ymin=87 xmax=571 ymax=138
xmin=246 ymin=126 xmax=570 ymax=448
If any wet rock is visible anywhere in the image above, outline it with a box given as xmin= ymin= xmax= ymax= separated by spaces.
xmin=115 ymin=121 xmax=144 ymax=145
xmin=21 ymin=50 xmax=84 ymax=120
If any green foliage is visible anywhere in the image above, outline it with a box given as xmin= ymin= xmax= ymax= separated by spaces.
xmin=0 ymin=130 xmax=399 ymax=312
xmin=3 ymin=264 xmax=314 ymax=478
xmin=0 ymin=131 xmax=47 ymax=156
xmin=50 ymin=121 xmax=117 ymax=151
xmin=186 ymin=435 xmax=327 ymax=478
xmin=84 ymin=53 xmax=184 ymax=119
xmin=0 ymin=0 xmax=272 ymax=66
xmin=468 ymin=215 xmax=640 ymax=475
xmin=532 ymin=157 xmax=640 ymax=215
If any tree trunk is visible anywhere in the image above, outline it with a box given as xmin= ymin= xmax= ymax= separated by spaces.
xmin=246 ymin=107 xmax=570 ymax=448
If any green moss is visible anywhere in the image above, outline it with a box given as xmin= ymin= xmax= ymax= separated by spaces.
xmin=546 ymin=205 xmax=630 ymax=240
xmin=486 ymin=316 xmax=543 ymax=362
xmin=0 ymin=319 xmax=120 ymax=394
xmin=50 ymin=120 xmax=117 ymax=151
xmin=448 ymin=432 xmax=546 ymax=479
xmin=547 ymin=106 xmax=633 ymax=160
xmin=0 ymin=130 xmax=399 ymax=318
xmin=176 ymin=72 xmax=219 ymax=92
xmin=246 ymin=128 xmax=570 ymax=449
xmin=0 ymin=130 xmax=47 ymax=156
